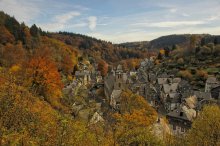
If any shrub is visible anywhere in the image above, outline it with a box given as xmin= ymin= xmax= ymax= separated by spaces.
xmin=177 ymin=58 xmax=184 ymax=65
xmin=199 ymin=46 xmax=212 ymax=55
xmin=213 ymin=45 xmax=220 ymax=56
xmin=196 ymin=69 xmax=208 ymax=80
xmin=178 ymin=70 xmax=193 ymax=80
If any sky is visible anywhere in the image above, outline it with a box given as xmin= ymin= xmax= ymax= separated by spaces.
xmin=0 ymin=0 xmax=220 ymax=43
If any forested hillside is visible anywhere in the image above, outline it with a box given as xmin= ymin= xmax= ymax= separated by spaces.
xmin=0 ymin=11 xmax=159 ymax=145
xmin=153 ymin=34 xmax=220 ymax=89
xmin=49 ymin=32 xmax=148 ymax=63
xmin=120 ymin=34 xmax=220 ymax=51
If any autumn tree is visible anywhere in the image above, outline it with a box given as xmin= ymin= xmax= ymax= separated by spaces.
xmin=214 ymin=45 xmax=220 ymax=56
xmin=126 ymin=58 xmax=141 ymax=70
xmin=20 ymin=23 xmax=32 ymax=48
xmin=97 ymin=59 xmax=108 ymax=76
xmin=195 ymin=69 xmax=208 ymax=80
xmin=185 ymin=105 xmax=220 ymax=146
xmin=0 ymin=42 xmax=26 ymax=67
xmin=199 ymin=46 xmax=212 ymax=56
xmin=0 ymin=71 xmax=40 ymax=145
xmin=189 ymin=35 xmax=198 ymax=53
xmin=26 ymin=48 xmax=63 ymax=108
xmin=40 ymin=36 xmax=78 ymax=75
xmin=0 ymin=69 xmax=97 ymax=145
xmin=177 ymin=58 xmax=184 ymax=65
xmin=112 ymin=90 xmax=160 ymax=145
xmin=0 ymin=26 xmax=15 ymax=44
xmin=120 ymin=60 xmax=128 ymax=71
xmin=157 ymin=49 xmax=165 ymax=60
xmin=177 ymin=70 xmax=193 ymax=81
xmin=57 ymin=119 xmax=98 ymax=146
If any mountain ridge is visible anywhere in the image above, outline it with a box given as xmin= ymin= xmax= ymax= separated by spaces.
xmin=119 ymin=34 xmax=220 ymax=50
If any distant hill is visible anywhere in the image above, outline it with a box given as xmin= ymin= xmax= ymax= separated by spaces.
xmin=48 ymin=32 xmax=148 ymax=63
xmin=119 ymin=34 xmax=220 ymax=51
xmin=119 ymin=41 xmax=149 ymax=50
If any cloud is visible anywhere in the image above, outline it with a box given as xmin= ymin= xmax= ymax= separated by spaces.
xmin=182 ymin=13 xmax=190 ymax=17
xmin=38 ymin=23 xmax=65 ymax=32
xmin=39 ymin=11 xmax=81 ymax=31
xmin=87 ymin=31 xmax=154 ymax=43
xmin=170 ymin=8 xmax=177 ymax=13
xmin=97 ymin=23 xmax=108 ymax=26
xmin=54 ymin=11 xmax=80 ymax=24
xmin=71 ymin=23 xmax=88 ymax=28
xmin=88 ymin=16 xmax=97 ymax=30
xmin=207 ymin=15 xmax=220 ymax=21
xmin=39 ymin=12 xmax=99 ymax=32
xmin=132 ymin=21 xmax=205 ymax=28
xmin=0 ymin=0 xmax=41 ymax=24
xmin=39 ymin=13 xmax=99 ymax=32
xmin=72 ymin=5 xmax=90 ymax=11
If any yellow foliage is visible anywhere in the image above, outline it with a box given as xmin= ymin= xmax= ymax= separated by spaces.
xmin=40 ymin=36 xmax=79 ymax=75
xmin=178 ymin=70 xmax=193 ymax=80
xmin=160 ymin=49 xmax=165 ymax=55
xmin=185 ymin=105 xmax=220 ymax=146
xmin=0 ymin=72 xmax=97 ymax=145
xmin=9 ymin=65 xmax=21 ymax=73
xmin=112 ymin=90 xmax=159 ymax=145
xmin=0 ymin=66 xmax=3 ymax=71
xmin=67 ymin=75 xmax=73 ymax=81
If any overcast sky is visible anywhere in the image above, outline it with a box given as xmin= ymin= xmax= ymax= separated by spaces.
xmin=1 ymin=0 xmax=220 ymax=43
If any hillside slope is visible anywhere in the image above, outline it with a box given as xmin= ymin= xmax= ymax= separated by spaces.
xmin=48 ymin=32 xmax=148 ymax=63
xmin=120 ymin=34 xmax=220 ymax=50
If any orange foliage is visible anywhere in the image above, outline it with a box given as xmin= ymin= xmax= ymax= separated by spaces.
xmin=196 ymin=69 xmax=208 ymax=79
xmin=155 ymin=59 xmax=160 ymax=65
xmin=121 ymin=58 xmax=141 ymax=70
xmin=0 ymin=42 xmax=26 ymax=67
xmin=22 ymin=26 xmax=32 ymax=48
xmin=40 ymin=36 xmax=78 ymax=75
xmin=97 ymin=59 xmax=108 ymax=76
xmin=60 ymin=53 xmax=74 ymax=75
xmin=27 ymin=53 xmax=63 ymax=104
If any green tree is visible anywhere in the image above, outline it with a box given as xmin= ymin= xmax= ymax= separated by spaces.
xmin=4 ymin=16 xmax=21 ymax=40
xmin=30 ymin=24 xmax=40 ymax=38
